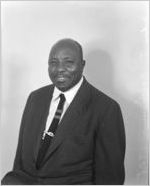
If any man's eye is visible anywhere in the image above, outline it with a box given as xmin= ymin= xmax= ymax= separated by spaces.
xmin=50 ymin=61 xmax=57 ymax=65
xmin=66 ymin=61 xmax=74 ymax=64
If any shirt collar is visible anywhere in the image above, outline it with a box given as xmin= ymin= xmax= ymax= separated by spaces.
xmin=52 ymin=76 xmax=84 ymax=104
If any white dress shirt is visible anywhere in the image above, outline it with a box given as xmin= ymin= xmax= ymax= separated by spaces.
xmin=44 ymin=77 xmax=84 ymax=132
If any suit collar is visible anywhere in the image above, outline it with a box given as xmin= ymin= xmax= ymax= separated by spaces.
xmin=52 ymin=76 xmax=84 ymax=105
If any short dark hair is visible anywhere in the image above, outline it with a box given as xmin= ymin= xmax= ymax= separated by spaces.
xmin=49 ymin=38 xmax=83 ymax=60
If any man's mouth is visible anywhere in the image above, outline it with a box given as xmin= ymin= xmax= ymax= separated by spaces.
xmin=56 ymin=76 xmax=67 ymax=82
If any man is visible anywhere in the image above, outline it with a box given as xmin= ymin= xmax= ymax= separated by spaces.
xmin=2 ymin=38 xmax=126 ymax=185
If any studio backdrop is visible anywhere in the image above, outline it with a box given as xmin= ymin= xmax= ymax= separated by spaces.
xmin=1 ymin=1 xmax=149 ymax=184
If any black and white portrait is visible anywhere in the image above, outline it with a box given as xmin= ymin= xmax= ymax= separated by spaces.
xmin=1 ymin=1 xmax=149 ymax=185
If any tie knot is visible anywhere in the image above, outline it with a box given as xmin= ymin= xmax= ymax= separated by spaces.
xmin=59 ymin=93 xmax=66 ymax=102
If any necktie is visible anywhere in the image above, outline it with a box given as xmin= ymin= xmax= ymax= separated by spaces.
xmin=36 ymin=93 xmax=66 ymax=169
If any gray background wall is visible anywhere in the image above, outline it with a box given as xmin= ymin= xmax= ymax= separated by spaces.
xmin=1 ymin=1 xmax=149 ymax=184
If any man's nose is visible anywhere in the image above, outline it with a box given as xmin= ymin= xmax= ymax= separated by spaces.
xmin=57 ymin=63 xmax=65 ymax=72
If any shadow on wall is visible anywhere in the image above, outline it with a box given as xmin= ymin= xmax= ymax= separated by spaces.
xmin=85 ymin=46 xmax=148 ymax=185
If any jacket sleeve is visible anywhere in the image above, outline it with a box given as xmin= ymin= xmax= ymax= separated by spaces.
xmin=94 ymin=101 xmax=126 ymax=185
xmin=13 ymin=93 xmax=33 ymax=170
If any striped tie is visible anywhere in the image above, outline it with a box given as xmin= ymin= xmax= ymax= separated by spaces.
xmin=36 ymin=93 xmax=66 ymax=169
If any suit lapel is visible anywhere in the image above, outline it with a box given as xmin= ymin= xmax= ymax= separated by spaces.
xmin=43 ymin=78 xmax=92 ymax=163
xmin=34 ymin=85 xmax=54 ymax=161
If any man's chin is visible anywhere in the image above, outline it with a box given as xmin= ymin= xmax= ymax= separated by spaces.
xmin=57 ymin=86 xmax=68 ymax=92
xmin=55 ymin=82 xmax=69 ymax=92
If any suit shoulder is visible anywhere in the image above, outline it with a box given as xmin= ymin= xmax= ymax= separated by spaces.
xmin=88 ymin=82 xmax=119 ymax=107
xmin=30 ymin=84 xmax=53 ymax=97
xmin=87 ymin=82 xmax=122 ymax=123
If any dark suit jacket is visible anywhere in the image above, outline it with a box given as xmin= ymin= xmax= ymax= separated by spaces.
xmin=2 ymin=78 xmax=125 ymax=185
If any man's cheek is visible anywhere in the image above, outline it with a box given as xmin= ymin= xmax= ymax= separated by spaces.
xmin=67 ymin=65 xmax=77 ymax=71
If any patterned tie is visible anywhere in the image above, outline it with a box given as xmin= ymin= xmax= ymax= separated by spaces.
xmin=36 ymin=93 xmax=66 ymax=169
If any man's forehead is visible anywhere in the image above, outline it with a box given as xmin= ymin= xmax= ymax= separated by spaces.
xmin=49 ymin=38 xmax=83 ymax=60
xmin=50 ymin=42 xmax=79 ymax=56
xmin=52 ymin=41 xmax=78 ymax=51
xmin=54 ymin=38 xmax=79 ymax=47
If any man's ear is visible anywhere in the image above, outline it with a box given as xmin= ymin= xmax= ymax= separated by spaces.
xmin=82 ymin=60 xmax=86 ymax=67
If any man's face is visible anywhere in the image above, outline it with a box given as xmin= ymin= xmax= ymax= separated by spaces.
xmin=48 ymin=43 xmax=85 ymax=92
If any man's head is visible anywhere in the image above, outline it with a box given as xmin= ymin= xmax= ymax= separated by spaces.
xmin=48 ymin=38 xmax=85 ymax=92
